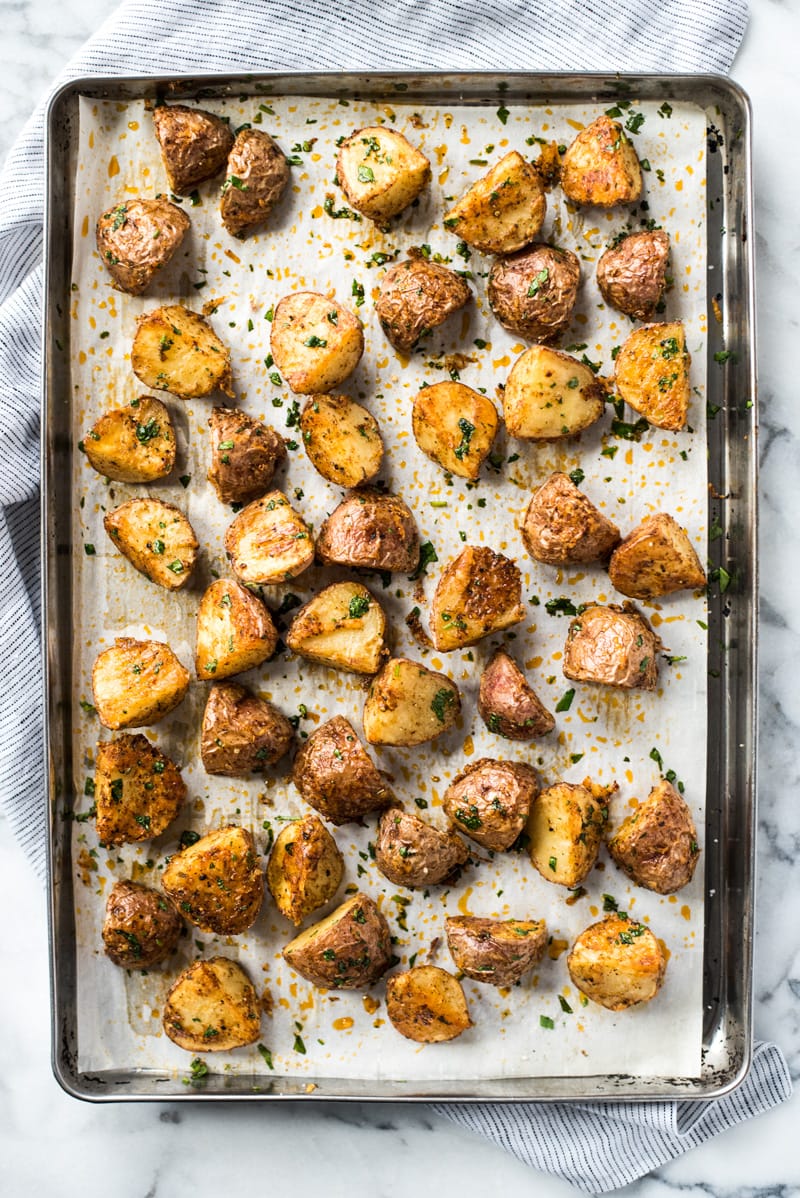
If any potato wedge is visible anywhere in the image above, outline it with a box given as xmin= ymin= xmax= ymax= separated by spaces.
xmin=443 ymin=151 xmax=545 ymax=254
xmin=443 ymin=758 xmax=538 ymax=851
xmin=270 ymin=292 xmax=364 ymax=394
xmin=102 ymin=880 xmax=183 ymax=968
xmin=195 ymin=578 xmax=278 ymax=681
xmin=386 ymin=966 xmax=471 ymax=1043
xmin=131 ymin=304 xmax=233 ymax=400
xmin=430 ymin=546 xmax=523 ymax=651
xmin=291 ymin=715 xmax=391 ymax=825
xmin=563 ymin=603 xmax=660 ymax=691
xmin=608 ymin=512 xmax=706 ymax=599
xmin=521 ymin=471 xmax=621 ymax=565
xmin=316 ymin=489 xmax=419 ymax=574
xmin=488 ymin=244 xmax=580 ymax=343
xmin=92 ymin=637 xmax=190 ymax=730
xmin=567 ymin=915 xmax=667 ymax=1011
xmin=82 ymin=396 xmax=176 ymax=483
xmin=363 ymin=657 xmax=461 ymax=747
xmin=224 ymin=491 xmax=314 ymax=584
xmin=445 ymin=916 xmax=548 ymax=986
xmin=411 ymin=382 xmax=498 ymax=481
xmin=104 ymin=498 xmax=198 ymax=590
xmin=478 ymin=648 xmax=555 ymax=740
xmin=561 ymin=115 xmax=643 ymax=207
xmin=94 ymin=733 xmax=186 ymax=846
xmin=200 ymin=681 xmax=293 ymax=776
xmin=286 ymin=582 xmax=388 ymax=675
xmin=220 ymin=128 xmax=290 ymax=237
xmin=375 ymin=806 xmax=469 ymax=888
xmin=161 ymin=825 xmax=263 ymax=935
xmin=503 ymin=345 xmax=606 ymax=439
xmin=336 ymin=126 xmax=430 ymax=222
xmin=608 ymin=779 xmax=700 ymax=894
xmin=282 ymin=892 xmax=393 ymax=989
xmin=266 ymin=813 xmax=344 ymax=926
xmin=375 ymin=254 xmax=471 ymax=352
xmin=152 ymin=103 xmax=234 ymax=194
xmin=597 ymin=229 xmax=670 ymax=321
xmin=527 ymin=782 xmax=608 ymax=887
xmin=300 ymin=394 xmax=383 ymax=488
xmin=96 ymin=197 xmax=189 ymax=295
xmin=208 ymin=406 xmax=287 ymax=505
xmin=614 ymin=321 xmax=690 ymax=431
xmin=163 ymin=957 xmax=261 ymax=1052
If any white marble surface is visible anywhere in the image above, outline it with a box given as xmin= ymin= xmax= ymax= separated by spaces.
xmin=1 ymin=1 xmax=799 ymax=1194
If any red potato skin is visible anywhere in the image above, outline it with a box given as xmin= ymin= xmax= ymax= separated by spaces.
xmin=478 ymin=648 xmax=555 ymax=740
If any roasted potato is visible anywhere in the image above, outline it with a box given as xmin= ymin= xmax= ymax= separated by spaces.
xmin=567 ymin=915 xmax=667 ymax=1010
xmin=527 ymin=782 xmax=608 ymax=887
xmin=266 ymin=814 xmax=344 ymax=926
xmin=286 ymin=581 xmax=388 ymax=675
xmin=443 ymin=151 xmax=545 ymax=254
xmin=220 ymin=128 xmax=290 ymax=237
xmin=163 ymin=957 xmax=261 ymax=1052
xmin=104 ymin=498 xmax=198 ymax=589
xmin=375 ymin=806 xmax=469 ymax=888
xmin=291 ymin=715 xmax=391 ymax=824
xmin=597 ymin=229 xmax=670 ymax=321
xmin=300 ymin=394 xmax=383 ymax=488
xmin=608 ymin=779 xmax=701 ymax=894
xmin=316 ymin=489 xmax=419 ymax=574
xmin=488 ymin=244 xmax=580 ymax=343
xmin=82 ymin=396 xmax=176 ymax=483
xmin=363 ymin=657 xmax=461 ymax=747
xmin=608 ymin=512 xmax=706 ymax=599
xmin=444 ymin=758 xmax=538 ymax=852
xmin=102 ymin=880 xmax=183 ymax=968
xmin=336 ymin=126 xmax=431 ymax=222
xmin=386 ymin=966 xmax=471 ymax=1043
xmin=208 ymin=406 xmax=287 ymax=505
xmin=521 ymin=471 xmax=621 ymax=565
xmin=96 ymin=197 xmax=189 ymax=295
xmin=430 ymin=546 xmax=523 ymax=651
xmin=270 ymin=292 xmax=364 ymax=394
xmin=614 ymin=321 xmax=690 ymax=431
xmin=224 ymin=491 xmax=314 ymax=585
xmin=152 ymin=103 xmax=235 ymax=195
xmin=411 ymin=381 xmax=498 ymax=481
xmin=195 ymin=578 xmax=278 ymax=681
xmin=478 ymin=648 xmax=555 ymax=740
xmin=445 ymin=915 xmax=548 ymax=986
xmin=92 ymin=637 xmax=190 ymax=730
xmin=282 ymin=892 xmax=392 ymax=989
xmin=563 ymin=603 xmax=660 ymax=691
xmin=161 ymin=825 xmax=263 ymax=935
xmin=200 ymin=681 xmax=293 ymax=776
xmin=131 ymin=304 xmax=233 ymax=400
xmin=560 ymin=115 xmax=643 ymax=208
xmin=94 ymin=733 xmax=186 ymax=846
xmin=375 ymin=254 xmax=471 ymax=352
xmin=503 ymin=345 xmax=606 ymax=439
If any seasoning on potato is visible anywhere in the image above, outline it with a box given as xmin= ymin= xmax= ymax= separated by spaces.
xmin=96 ymin=197 xmax=189 ymax=295
xmin=614 ymin=321 xmax=690 ymax=431
xmin=292 ymin=715 xmax=392 ymax=824
xmin=478 ymin=647 xmax=555 ymax=740
xmin=488 ymin=244 xmax=580 ymax=343
xmin=560 ymin=115 xmax=643 ymax=207
xmin=94 ymin=733 xmax=186 ymax=846
xmin=208 ymin=406 xmax=287 ymax=505
xmin=131 ymin=304 xmax=234 ymax=400
xmin=299 ymin=393 xmax=383 ymax=488
xmin=104 ymin=497 xmax=198 ymax=590
xmin=443 ymin=150 xmax=546 ymax=254
xmin=282 ymin=893 xmax=393 ymax=990
xmin=430 ymin=546 xmax=523 ymax=651
xmin=502 ymin=345 xmax=606 ymax=440
xmin=445 ymin=916 xmax=548 ymax=986
xmin=386 ymin=965 xmax=471 ymax=1043
xmin=336 ymin=126 xmax=431 ymax=222
xmin=597 ymin=229 xmax=670 ymax=321
xmin=527 ymin=781 xmax=609 ymax=887
xmin=161 ymin=825 xmax=264 ymax=935
xmin=270 ymin=291 xmax=364 ymax=394
xmin=316 ymin=489 xmax=419 ymax=574
xmin=521 ymin=471 xmax=621 ymax=565
xmin=375 ymin=253 xmax=471 ymax=352
xmin=608 ymin=779 xmax=701 ymax=894
xmin=567 ymin=914 xmax=668 ymax=1010
xmin=102 ymin=880 xmax=183 ymax=968
xmin=81 ymin=396 xmax=176 ymax=483
xmin=92 ymin=637 xmax=190 ymax=730
xmin=363 ymin=657 xmax=461 ymax=747
xmin=163 ymin=957 xmax=261 ymax=1052
xmin=443 ymin=758 xmax=539 ymax=851
xmin=200 ymin=681 xmax=293 ymax=776
xmin=411 ymin=381 xmax=499 ymax=481
xmin=375 ymin=806 xmax=469 ymax=888
xmin=195 ymin=578 xmax=279 ymax=681
xmin=286 ymin=581 xmax=388 ymax=675
xmin=563 ymin=603 xmax=661 ymax=691
xmin=152 ymin=103 xmax=235 ymax=195
xmin=220 ymin=128 xmax=290 ymax=237
xmin=224 ymin=491 xmax=315 ymax=584
xmin=266 ymin=813 xmax=344 ymax=926
xmin=608 ymin=512 xmax=706 ymax=599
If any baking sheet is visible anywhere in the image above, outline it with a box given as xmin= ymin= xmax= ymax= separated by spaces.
xmin=68 ymin=92 xmax=708 ymax=1082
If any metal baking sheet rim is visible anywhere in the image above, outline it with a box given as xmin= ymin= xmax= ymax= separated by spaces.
xmin=41 ymin=70 xmax=757 ymax=1103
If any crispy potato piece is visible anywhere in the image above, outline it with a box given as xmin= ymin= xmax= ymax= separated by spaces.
xmin=200 ymin=681 xmax=293 ymax=776
xmin=266 ymin=814 xmax=344 ymax=926
xmin=561 ymin=115 xmax=643 ymax=207
xmin=195 ymin=578 xmax=278 ymax=681
xmin=270 ymin=292 xmax=364 ymax=394
xmin=94 ymin=733 xmax=186 ymax=846
xmin=131 ymin=304 xmax=233 ymax=400
xmin=597 ymin=229 xmax=670 ymax=321
xmin=291 ymin=715 xmax=391 ymax=824
xmin=521 ymin=471 xmax=621 ymax=565
xmin=152 ymin=104 xmax=234 ymax=194
xmin=503 ymin=345 xmax=606 ymax=439
xmin=163 ymin=957 xmax=261 ymax=1052
xmin=92 ymin=638 xmax=190 ymax=730
xmin=608 ymin=512 xmax=706 ymax=599
xmin=488 ymin=244 xmax=580 ymax=343
xmin=375 ymin=806 xmax=469 ymax=888
xmin=336 ymin=126 xmax=430 ymax=222
xmin=96 ymin=197 xmax=189 ymax=295
xmin=443 ymin=758 xmax=538 ymax=851
xmin=224 ymin=491 xmax=314 ymax=584
xmin=445 ymin=916 xmax=548 ymax=986
xmin=614 ymin=321 xmax=690 ymax=431
xmin=386 ymin=966 xmax=471 ymax=1043
xmin=430 ymin=546 xmax=523 ymax=651
xmin=563 ymin=603 xmax=660 ymax=691
xmin=375 ymin=255 xmax=471 ymax=352
xmin=316 ymin=489 xmax=419 ymax=574
xmin=286 ymin=582 xmax=388 ymax=675
xmin=220 ymin=128 xmax=290 ymax=237
xmin=478 ymin=648 xmax=555 ymax=740
xmin=363 ymin=657 xmax=461 ymax=747
xmin=82 ymin=396 xmax=176 ymax=483
xmin=102 ymin=880 xmax=183 ymax=968
xmin=104 ymin=498 xmax=198 ymax=590
xmin=609 ymin=779 xmax=701 ymax=894
xmin=161 ymin=825 xmax=263 ymax=935
xmin=411 ymin=382 xmax=498 ymax=481
xmin=527 ymin=782 xmax=608 ymax=887
xmin=443 ymin=151 xmax=545 ymax=254
xmin=282 ymin=892 xmax=393 ymax=989
xmin=300 ymin=394 xmax=383 ymax=488
xmin=567 ymin=915 xmax=667 ymax=1010
xmin=208 ymin=406 xmax=287 ymax=505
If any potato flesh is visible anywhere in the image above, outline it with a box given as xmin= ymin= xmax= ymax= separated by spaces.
xmin=83 ymin=397 xmax=176 ymax=483
xmin=561 ymin=116 xmax=643 ymax=207
xmin=286 ymin=582 xmax=388 ymax=674
xmin=386 ymin=966 xmax=471 ymax=1043
xmin=266 ymin=814 xmax=344 ymax=926
xmin=224 ymin=491 xmax=314 ymax=584
xmin=567 ymin=915 xmax=667 ymax=1010
xmin=411 ymin=382 xmax=498 ymax=481
xmin=94 ymin=733 xmax=186 ymax=846
xmin=375 ymin=806 xmax=469 ymax=888
xmin=608 ymin=779 xmax=700 ymax=894
xmin=163 ymin=957 xmax=261 ymax=1052
xmin=315 ymin=489 xmax=420 ymax=574
xmin=430 ymin=546 xmax=523 ymax=651
xmin=282 ymin=893 xmax=393 ymax=989
xmin=102 ymin=880 xmax=182 ymax=968
xmin=200 ymin=681 xmax=293 ymax=776
xmin=503 ymin=345 xmax=605 ymax=439
xmin=527 ymin=783 xmax=607 ymax=886
xmin=363 ymin=657 xmax=461 ymax=747
xmin=445 ymin=916 xmax=548 ymax=986
xmin=92 ymin=637 xmax=190 ymax=730
xmin=195 ymin=578 xmax=278 ymax=680
xmin=300 ymin=394 xmax=383 ymax=488
xmin=152 ymin=104 xmax=234 ymax=194
xmin=443 ymin=151 xmax=546 ymax=254
xmin=161 ymin=825 xmax=263 ymax=935
xmin=270 ymin=292 xmax=364 ymax=394
xmin=478 ymin=647 xmax=555 ymax=740
xmin=337 ymin=126 xmax=430 ymax=221
xmin=614 ymin=322 xmax=690 ymax=431
xmin=96 ymin=197 xmax=189 ymax=295
xmin=563 ymin=604 xmax=660 ymax=690
xmin=220 ymin=128 xmax=290 ymax=237
xmin=521 ymin=471 xmax=620 ymax=565
xmin=291 ymin=715 xmax=391 ymax=824
xmin=443 ymin=758 xmax=538 ymax=851
xmin=131 ymin=304 xmax=233 ymax=400
xmin=608 ymin=512 xmax=706 ymax=599
xmin=104 ymin=498 xmax=198 ymax=590
xmin=208 ymin=406 xmax=287 ymax=505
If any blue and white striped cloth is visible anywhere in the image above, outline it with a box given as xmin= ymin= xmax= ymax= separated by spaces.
xmin=0 ymin=0 xmax=790 ymax=1190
